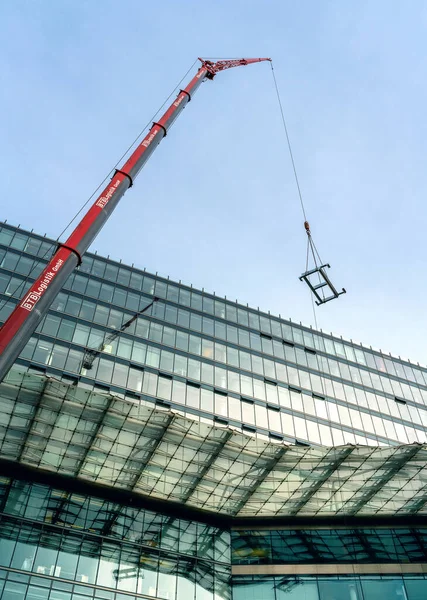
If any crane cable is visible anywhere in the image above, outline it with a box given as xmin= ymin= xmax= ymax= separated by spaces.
xmin=0 ymin=59 xmax=199 ymax=318
xmin=270 ymin=62 xmax=340 ymax=455
xmin=270 ymin=61 xmax=328 ymax=314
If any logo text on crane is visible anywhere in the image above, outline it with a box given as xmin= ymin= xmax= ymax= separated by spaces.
xmin=142 ymin=129 xmax=158 ymax=149
xmin=20 ymin=257 xmax=64 ymax=312
xmin=96 ymin=178 xmax=121 ymax=209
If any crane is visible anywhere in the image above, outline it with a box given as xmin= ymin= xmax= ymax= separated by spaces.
xmin=0 ymin=57 xmax=271 ymax=382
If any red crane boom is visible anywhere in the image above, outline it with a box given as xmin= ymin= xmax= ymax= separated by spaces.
xmin=0 ymin=57 xmax=271 ymax=381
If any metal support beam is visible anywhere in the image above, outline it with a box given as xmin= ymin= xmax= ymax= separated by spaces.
xmin=287 ymin=447 xmax=354 ymax=516
xmin=346 ymin=445 xmax=423 ymax=516
xmin=233 ymin=447 xmax=289 ymax=514
xmin=181 ymin=429 xmax=234 ymax=503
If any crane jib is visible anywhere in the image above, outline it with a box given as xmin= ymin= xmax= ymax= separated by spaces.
xmin=0 ymin=58 xmax=271 ymax=381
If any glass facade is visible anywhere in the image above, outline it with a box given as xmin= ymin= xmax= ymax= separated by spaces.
xmin=0 ymin=478 xmax=230 ymax=600
xmin=232 ymin=529 xmax=427 ymax=564
xmin=1 ymin=222 xmax=427 ymax=599
xmin=1 ymin=223 xmax=427 ymax=450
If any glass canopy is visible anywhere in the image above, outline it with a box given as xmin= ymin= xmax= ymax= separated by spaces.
xmin=1 ymin=369 xmax=427 ymax=518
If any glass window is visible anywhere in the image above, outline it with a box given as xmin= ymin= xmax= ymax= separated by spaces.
xmin=42 ymin=314 xmax=61 ymax=337
xmin=255 ymin=404 xmax=268 ymax=428
xmin=33 ymin=340 xmax=53 ymax=365
xmin=80 ymin=300 xmax=95 ymax=321
xmin=259 ymin=316 xmax=271 ymax=334
xmin=112 ymin=287 xmax=126 ymax=306
xmin=237 ymin=309 xmax=249 ymax=327
xmin=172 ymin=380 xmax=186 ymax=405
xmin=149 ymin=322 xmax=163 ymax=343
xmin=186 ymin=385 xmax=200 ymax=408
xmin=128 ymin=367 xmax=143 ymax=392
xmin=142 ymin=276 xmax=155 ymax=295
xmin=10 ymin=232 xmax=28 ymax=250
xmin=360 ymin=578 xmax=407 ymax=600
xmin=227 ymin=347 xmax=239 ymax=368
xmin=3 ymin=581 xmax=27 ymax=600
xmin=130 ymin=271 xmax=143 ymax=291
xmin=112 ymin=363 xmax=129 ymax=388
xmin=201 ymin=363 xmax=213 ymax=385
xmin=165 ymin=305 xmax=178 ymax=325
xmin=72 ymin=274 xmax=88 ymax=294
xmin=215 ymin=321 xmax=227 ymax=340
xmin=96 ymin=358 xmax=114 ymax=383
xmin=73 ymin=324 xmax=90 ymax=346
xmin=215 ymin=367 xmax=227 ymax=389
xmin=86 ymin=279 xmax=101 ymax=299
xmin=76 ymin=553 xmax=98 ymax=584
xmin=56 ymin=548 xmax=78 ymax=580
xmin=177 ymin=309 xmax=190 ymax=329
xmin=104 ymin=264 xmax=119 ymax=282
xmin=202 ymin=317 xmax=214 ymax=336
xmin=80 ymin=255 xmax=93 ymax=274
xmin=240 ymin=351 xmax=251 ymax=372
xmin=146 ymin=346 xmax=160 ymax=369
xmin=228 ymin=371 xmax=240 ymax=394
xmin=179 ymin=288 xmax=191 ymax=307
xmin=0 ymin=538 xmax=15 ymax=565
xmin=200 ymin=388 xmax=213 ymax=412
xmin=66 ymin=349 xmax=83 ymax=373
xmin=126 ymin=292 xmax=140 ymax=312
xmin=176 ymin=331 xmax=189 ymax=352
xmin=188 ymin=358 xmax=201 ymax=381
xmin=11 ymin=541 xmax=36 ymax=570
xmin=241 ymin=400 xmax=255 ymax=425
xmin=226 ymin=325 xmax=239 ymax=344
xmin=50 ymin=344 xmax=68 ymax=369
xmin=405 ymin=578 xmax=427 ymax=600
xmin=238 ymin=329 xmax=250 ymax=348
xmin=189 ymin=335 xmax=202 ymax=356
xmin=1 ymin=251 xmax=19 ymax=271
xmin=233 ymin=578 xmax=275 ymax=600
xmin=92 ymin=259 xmax=106 ymax=278
xmin=0 ymin=227 xmax=14 ymax=246
xmin=276 ymin=579 xmax=319 ymax=599
xmin=214 ymin=300 xmax=226 ymax=319
xmin=33 ymin=546 xmax=59 ymax=576
xmin=65 ymin=296 xmax=82 ymax=317
xmin=139 ymin=561 xmax=158 ymax=597
xmin=117 ymin=268 xmax=131 ymax=287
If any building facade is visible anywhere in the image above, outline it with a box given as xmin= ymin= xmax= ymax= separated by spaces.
xmin=1 ymin=221 xmax=427 ymax=600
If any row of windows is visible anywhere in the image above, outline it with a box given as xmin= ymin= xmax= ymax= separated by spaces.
xmin=231 ymin=528 xmax=427 ymax=564
xmin=233 ymin=575 xmax=427 ymax=600
xmin=1 ymin=225 xmax=426 ymax=387
xmin=0 ymin=529 xmax=229 ymax=600
xmin=32 ymin=309 xmax=427 ymax=428
xmin=0 ymin=481 xmax=229 ymax=562
xmin=17 ymin=337 xmax=427 ymax=446
xmin=3 ymin=282 xmax=427 ymax=444
xmin=1 ymin=279 xmax=421 ymax=423
xmin=2 ymin=263 xmax=426 ymax=410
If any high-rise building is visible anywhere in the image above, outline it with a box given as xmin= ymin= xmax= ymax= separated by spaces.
xmin=1 ymin=220 xmax=427 ymax=600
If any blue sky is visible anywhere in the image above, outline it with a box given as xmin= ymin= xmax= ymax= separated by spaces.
xmin=1 ymin=1 xmax=427 ymax=364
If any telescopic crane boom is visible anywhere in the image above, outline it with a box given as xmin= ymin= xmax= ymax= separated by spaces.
xmin=0 ymin=57 xmax=271 ymax=382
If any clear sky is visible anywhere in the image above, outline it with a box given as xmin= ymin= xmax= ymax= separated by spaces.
xmin=1 ymin=1 xmax=427 ymax=365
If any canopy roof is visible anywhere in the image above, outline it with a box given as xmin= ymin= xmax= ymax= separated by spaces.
xmin=1 ymin=369 xmax=427 ymax=518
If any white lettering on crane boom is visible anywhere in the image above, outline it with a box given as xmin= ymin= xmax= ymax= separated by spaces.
xmin=20 ymin=257 xmax=64 ymax=312
xmin=95 ymin=178 xmax=121 ymax=209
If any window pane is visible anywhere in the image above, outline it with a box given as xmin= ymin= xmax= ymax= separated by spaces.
xmin=360 ymin=578 xmax=407 ymax=600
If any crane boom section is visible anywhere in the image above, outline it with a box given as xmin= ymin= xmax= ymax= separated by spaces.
xmin=0 ymin=58 xmax=271 ymax=382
